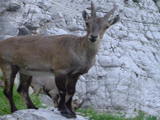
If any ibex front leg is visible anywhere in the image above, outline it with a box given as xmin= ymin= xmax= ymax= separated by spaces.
xmin=65 ymin=75 xmax=79 ymax=118
xmin=55 ymin=73 xmax=73 ymax=118
xmin=1 ymin=64 xmax=18 ymax=113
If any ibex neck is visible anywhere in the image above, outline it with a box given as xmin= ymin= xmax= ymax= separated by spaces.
xmin=81 ymin=35 xmax=101 ymax=58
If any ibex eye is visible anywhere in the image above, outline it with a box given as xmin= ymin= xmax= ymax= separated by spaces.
xmin=86 ymin=22 xmax=89 ymax=26
xmin=104 ymin=26 xmax=109 ymax=29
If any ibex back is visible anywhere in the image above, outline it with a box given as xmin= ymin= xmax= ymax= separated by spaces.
xmin=0 ymin=2 xmax=119 ymax=118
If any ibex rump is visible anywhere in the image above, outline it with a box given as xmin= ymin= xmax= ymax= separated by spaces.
xmin=0 ymin=2 xmax=119 ymax=118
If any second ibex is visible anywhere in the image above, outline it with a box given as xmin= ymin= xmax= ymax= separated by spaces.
xmin=0 ymin=2 xmax=120 ymax=118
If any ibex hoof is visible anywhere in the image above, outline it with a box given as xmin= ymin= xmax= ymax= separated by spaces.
xmin=11 ymin=108 xmax=18 ymax=113
xmin=28 ymin=106 xmax=39 ymax=110
xmin=69 ymin=111 xmax=77 ymax=118
xmin=71 ymin=114 xmax=77 ymax=118
xmin=61 ymin=111 xmax=77 ymax=118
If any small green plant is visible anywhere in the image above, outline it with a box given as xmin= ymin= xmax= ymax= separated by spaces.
xmin=0 ymin=76 xmax=4 ymax=80
xmin=152 ymin=0 xmax=160 ymax=12
xmin=0 ymin=85 xmax=46 ymax=116
xmin=23 ymin=2 xmax=26 ymax=7
xmin=134 ymin=72 xmax=139 ymax=78
xmin=0 ymin=70 xmax=3 ymax=80
xmin=132 ymin=0 xmax=139 ymax=3
xmin=158 ymin=7 xmax=160 ymax=12
xmin=146 ymin=115 xmax=157 ymax=120
xmin=136 ymin=110 xmax=145 ymax=120
xmin=153 ymin=0 xmax=158 ymax=4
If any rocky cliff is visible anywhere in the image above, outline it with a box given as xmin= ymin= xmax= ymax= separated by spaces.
xmin=0 ymin=0 xmax=160 ymax=118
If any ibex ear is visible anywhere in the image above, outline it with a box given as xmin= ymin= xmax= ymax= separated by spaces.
xmin=82 ymin=10 xmax=90 ymax=21
xmin=109 ymin=15 xmax=120 ymax=26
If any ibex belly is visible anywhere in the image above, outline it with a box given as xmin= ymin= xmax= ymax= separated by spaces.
xmin=19 ymin=68 xmax=54 ymax=76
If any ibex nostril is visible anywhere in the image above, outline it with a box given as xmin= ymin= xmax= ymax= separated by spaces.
xmin=91 ymin=35 xmax=98 ymax=39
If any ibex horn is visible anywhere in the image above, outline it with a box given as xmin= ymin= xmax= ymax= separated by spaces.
xmin=91 ymin=2 xmax=96 ymax=18
xmin=104 ymin=6 xmax=117 ymax=20
xmin=78 ymin=99 xmax=85 ymax=108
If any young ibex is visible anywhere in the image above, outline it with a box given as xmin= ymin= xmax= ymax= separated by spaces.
xmin=31 ymin=76 xmax=59 ymax=107
xmin=0 ymin=2 xmax=119 ymax=118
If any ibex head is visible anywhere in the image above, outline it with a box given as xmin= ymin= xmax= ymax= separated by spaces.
xmin=82 ymin=2 xmax=120 ymax=43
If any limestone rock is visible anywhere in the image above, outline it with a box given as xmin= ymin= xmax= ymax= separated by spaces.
xmin=6 ymin=3 xmax=21 ymax=12
xmin=0 ymin=108 xmax=87 ymax=120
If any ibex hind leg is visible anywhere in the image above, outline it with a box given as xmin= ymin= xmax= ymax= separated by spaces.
xmin=48 ymin=89 xmax=59 ymax=108
xmin=17 ymin=73 xmax=38 ymax=110
xmin=1 ymin=64 xmax=19 ymax=113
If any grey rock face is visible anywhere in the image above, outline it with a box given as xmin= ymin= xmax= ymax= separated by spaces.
xmin=0 ymin=0 xmax=160 ymax=118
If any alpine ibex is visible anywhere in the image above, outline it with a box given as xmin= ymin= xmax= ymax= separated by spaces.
xmin=0 ymin=2 xmax=119 ymax=118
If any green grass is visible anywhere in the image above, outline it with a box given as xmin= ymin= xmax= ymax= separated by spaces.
xmin=77 ymin=108 xmax=158 ymax=120
xmin=77 ymin=108 xmax=125 ymax=120
xmin=0 ymin=85 xmax=46 ymax=116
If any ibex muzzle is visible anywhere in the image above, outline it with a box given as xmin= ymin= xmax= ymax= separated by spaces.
xmin=0 ymin=2 xmax=119 ymax=119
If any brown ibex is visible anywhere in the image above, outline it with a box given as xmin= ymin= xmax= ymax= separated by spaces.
xmin=0 ymin=2 xmax=119 ymax=118
xmin=31 ymin=76 xmax=84 ymax=111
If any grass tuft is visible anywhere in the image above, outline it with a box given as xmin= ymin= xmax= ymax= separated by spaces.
xmin=0 ymin=85 xmax=46 ymax=116
xmin=77 ymin=108 xmax=126 ymax=120
xmin=77 ymin=108 xmax=159 ymax=120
